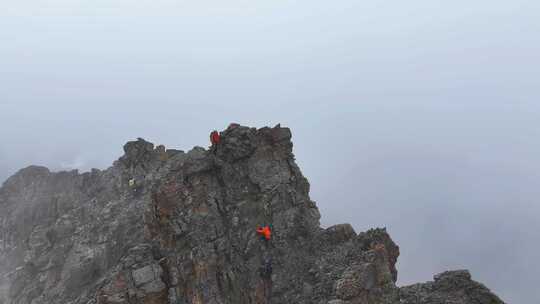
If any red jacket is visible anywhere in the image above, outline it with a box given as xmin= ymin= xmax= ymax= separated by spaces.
xmin=210 ymin=131 xmax=221 ymax=145
xmin=256 ymin=226 xmax=272 ymax=240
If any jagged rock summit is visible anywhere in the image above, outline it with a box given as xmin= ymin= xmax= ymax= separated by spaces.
xmin=0 ymin=125 xmax=504 ymax=304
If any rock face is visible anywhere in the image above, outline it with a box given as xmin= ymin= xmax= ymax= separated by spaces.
xmin=0 ymin=125 xmax=504 ymax=304
xmin=400 ymin=270 xmax=504 ymax=304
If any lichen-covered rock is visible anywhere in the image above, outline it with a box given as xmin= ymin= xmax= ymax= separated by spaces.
xmin=0 ymin=125 xmax=505 ymax=304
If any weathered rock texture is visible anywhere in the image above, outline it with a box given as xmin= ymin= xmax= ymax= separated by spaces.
xmin=0 ymin=125 xmax=505 ymax=304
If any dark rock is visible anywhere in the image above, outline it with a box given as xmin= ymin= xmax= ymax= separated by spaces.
xmin=400 ymin=270 xmax=504 ymax=304
xmin=0 ymin=125 xmax=505 ymax=304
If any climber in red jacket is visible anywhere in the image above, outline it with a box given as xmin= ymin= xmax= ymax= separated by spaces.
xmin=256 ymin=226 xmax=272 ymax=242
xmin=210 ymin=130 xmax=221 ymax=145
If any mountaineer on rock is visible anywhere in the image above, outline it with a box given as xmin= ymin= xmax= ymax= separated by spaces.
xmin=210 ymin=130 xmax=221 ymax=146
xmin=256 ymin=226 xmax=272 ymax=242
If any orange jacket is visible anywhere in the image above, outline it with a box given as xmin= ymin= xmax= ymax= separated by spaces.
xmin=256 ymin=226 xmax=272 ymax=240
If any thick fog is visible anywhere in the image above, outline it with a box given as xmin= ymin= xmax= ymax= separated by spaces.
xmin=1 ymin=1 xmax=539 ymax=303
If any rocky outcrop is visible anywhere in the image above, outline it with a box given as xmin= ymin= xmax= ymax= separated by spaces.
xmin=400 ymin=270 xmax=505 ymax=304
xmin=0 ymin=125 xmax=504 ymax=304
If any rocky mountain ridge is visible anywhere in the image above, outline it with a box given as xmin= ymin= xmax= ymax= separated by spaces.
xmin=0 ymin=125 xmax=505 ymax=304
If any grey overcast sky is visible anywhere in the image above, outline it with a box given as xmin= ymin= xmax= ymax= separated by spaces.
xmin=1 ymin=1 xmax=539 ymax=303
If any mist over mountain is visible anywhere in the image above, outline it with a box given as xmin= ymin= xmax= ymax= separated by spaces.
xmin=2 ymin=1 xmax=539 ymax=302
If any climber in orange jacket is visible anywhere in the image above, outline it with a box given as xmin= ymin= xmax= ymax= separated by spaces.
xmin=256 ymin=226 xmax=272 ymax=242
